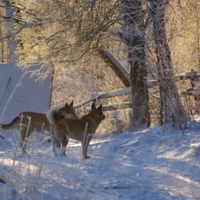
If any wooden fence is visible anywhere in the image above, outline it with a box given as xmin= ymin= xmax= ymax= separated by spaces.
xmin=75 ymin=43 xmax=200 ymax=114
xmin=74 ymin=69 xmax=200 ymax=112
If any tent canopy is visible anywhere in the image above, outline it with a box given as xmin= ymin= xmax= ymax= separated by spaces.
xmin=0 ymin=63 xmax=53 ymax=123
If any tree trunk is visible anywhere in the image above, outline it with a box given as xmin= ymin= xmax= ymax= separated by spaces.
xmin=122 ymin=0 xmax=150 ymax=127
xmin=4 ymin=0 xmax=18 ymax=63
xmin=150 ymin=0 xmax=188 ymax=126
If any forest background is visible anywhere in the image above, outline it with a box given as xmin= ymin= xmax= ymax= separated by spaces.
xmin=0 ymin=0 xmax=200 ymax=132
xmin=1 ymin=1 xmax=200 ymax=199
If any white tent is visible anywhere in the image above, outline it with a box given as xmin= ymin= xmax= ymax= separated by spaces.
xmin=0 ymin=63 xmax=53 ymax=124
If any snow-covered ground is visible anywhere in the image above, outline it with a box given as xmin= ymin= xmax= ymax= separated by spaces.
xmin=1 ymin=117 xmax=200 ymax=200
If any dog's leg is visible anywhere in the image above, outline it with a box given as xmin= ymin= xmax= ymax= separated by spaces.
xmin=51 ymin=138 xmax=61 ymax=156
xmin=18 ymin=114 xmax=27 ymax=155
xmin=52 ymin=142 xmax=58 ymax=156
xmin=20 ymin=116 xmax=32 ymax=155
xmin=51 ymin=133 xmax=60 ymax=156
xmin=82 ymin=137 xmax=92 ymax=159
xmin=50 ymin=126 xmax=60 ymax=156
xmin=82 ymin=122 xmax=90 ymax=159
xmin=50 ymin=126 xmax=56 ymax=156
xmin=61 ymin=136 xmax=68 ymax=157
xmin=20 ymin=129 xmax=28 ymax=155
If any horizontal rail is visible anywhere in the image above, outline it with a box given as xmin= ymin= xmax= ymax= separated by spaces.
xmin=102 ymin=102 xmax=132 ymax=111
xmin=74 ymin=71 xmax=200 ymax=109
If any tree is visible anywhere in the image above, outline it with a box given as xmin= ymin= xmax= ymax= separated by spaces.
xmin=0 ymin=0 xmax=189 ymax=128
xmin=150 ymin=0 xmax=188 ymax=126
xmin=58 ymin=0 xmax=150 ymax=127
xmin=120 ymin=0 xmax=150 ymax=126
xmin=0 ymin=0 xmax=15 ymax=63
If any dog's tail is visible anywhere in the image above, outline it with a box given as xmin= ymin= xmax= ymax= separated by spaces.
xmin=0 ymin=116 xmax=20 ymax=131
xmin=47 ymin=109 xmax=56 ymax=125
xmin=47 ymin=109 xmax=64 ymax=125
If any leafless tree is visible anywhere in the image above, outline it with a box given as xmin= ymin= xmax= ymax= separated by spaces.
xmin=149 ymin=0 xmax=188 ymax=126
xmin=119 ymin=0 xmax=150 ymax=126
xmin=0 ymin=0 xmax=189 ymax=128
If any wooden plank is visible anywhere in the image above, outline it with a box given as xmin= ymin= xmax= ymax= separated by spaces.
xmin=74 ymin=87 xmax=132 ymax=109
xmin=83 ymin=102 xmax=132 ymax=112
xmin=90 ymin=87 xmax=131 ymax=99
xmin=99 ymin=45 xmax=130 ymax=87
xmin=74 ymin=96 xmax=98 ymax=109
xmin=74 ymin=81 xmax=159 ymax=109
xmin=102 ymin=102 xmax=132 ymax=111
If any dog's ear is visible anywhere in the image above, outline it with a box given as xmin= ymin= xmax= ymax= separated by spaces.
xmin=91 ymin=103 xmax=96 ymax=110
xmin=98 ymin=104 xmax=102 ymax=111
xmin=69 ymin=100 xmax=73 ymax=107
xmin=64 ymin=102 xmax=69 ymax=108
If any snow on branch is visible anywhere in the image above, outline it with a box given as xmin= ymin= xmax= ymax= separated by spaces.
xmin=74 ymin=88 xmax=131 ymax=109
xmin=90 ymin=87 xmax=131 ymax=99
xmin=74 ymin=80 xmax=158 ymax=109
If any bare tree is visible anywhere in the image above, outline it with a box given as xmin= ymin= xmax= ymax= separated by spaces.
xmin=4 ymin=0 xmax=18 ymax=62
xmin=119 ymin=0 xmax=150 ymax=126
xmin=0 ymin=0 xmax=190 ymax=128
xmin=55 ymin=0 xmax=150 ymax=127
xmin=150 ymin=0 xmax=188 ymax=126
xmin=0 ymin=0 xmax=14 ymax=63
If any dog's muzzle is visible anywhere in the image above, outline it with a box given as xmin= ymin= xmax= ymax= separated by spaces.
xmin=102 ymin=115 xmax=105 ymax=120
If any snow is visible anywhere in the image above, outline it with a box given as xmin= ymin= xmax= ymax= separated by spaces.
xmin=0 ymin=63 xmax=52 ymax=124
xmin=1 ymin=117 xmax=200 ymax=199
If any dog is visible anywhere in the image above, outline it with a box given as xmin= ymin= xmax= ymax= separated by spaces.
xmin=0 ymin=101 xmax=77 ymax=155
xmin=47 ymin=103 xmax=105 ymax=159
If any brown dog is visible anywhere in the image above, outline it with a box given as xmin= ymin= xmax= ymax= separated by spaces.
xmin=47 ymin=103 xmax=105 ymax=159
xmin=1 ymin=101 xmax=77 ymax=155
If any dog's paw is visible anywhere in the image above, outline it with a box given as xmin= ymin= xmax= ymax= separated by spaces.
xmin=85 ymin=155 xmax=91 ymax=159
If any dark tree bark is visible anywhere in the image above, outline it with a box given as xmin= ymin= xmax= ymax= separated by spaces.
xmin=150 ymin=0 xmax=188 ymax=126
xmin=4 ymin=0 xmax=18 ymax=63
xmin=121 ymin=0 xmax=150 ymax=127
